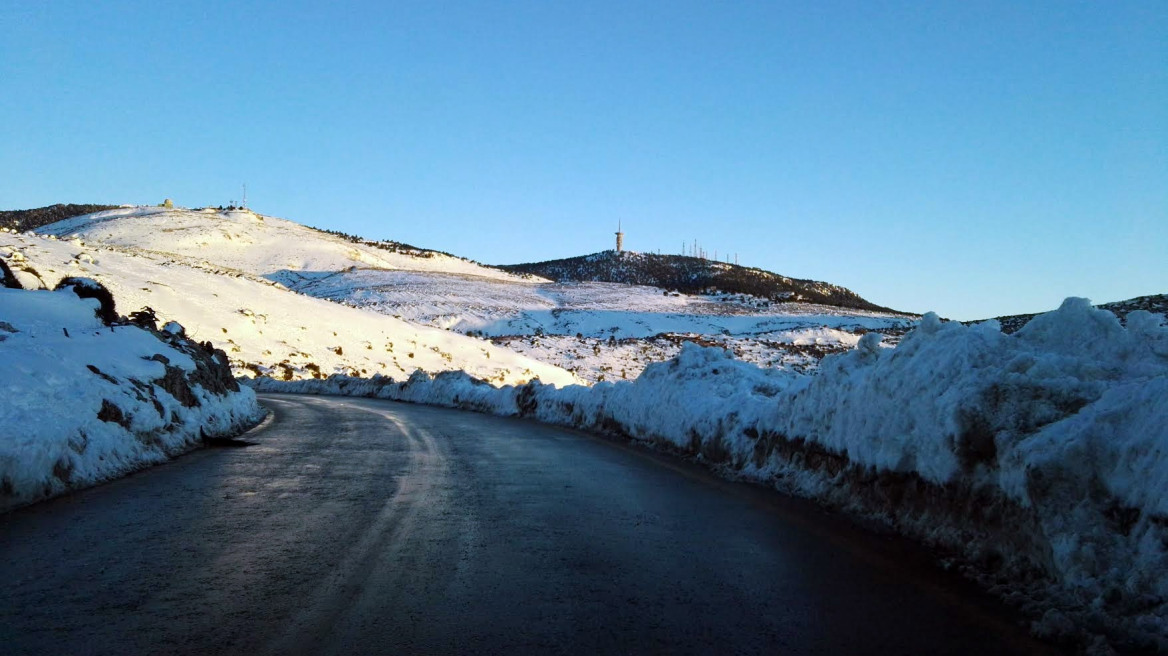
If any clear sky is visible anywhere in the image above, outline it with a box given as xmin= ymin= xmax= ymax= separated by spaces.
xmin=2 ymin=1 xmax=1165 ymax=320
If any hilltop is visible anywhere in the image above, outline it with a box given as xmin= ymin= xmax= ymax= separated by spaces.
xmin=34 ymin=205 xmax=529 ymax=283
xmin=498 ymin=250 xmax=901 ymax=313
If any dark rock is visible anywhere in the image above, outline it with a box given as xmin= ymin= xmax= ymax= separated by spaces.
xmin=0 ymin=258 xmax=22 ymax=290
xmin=54 ymin=277 xmax=118 ymax=325
xmin=97 ymin=399 xmax=131 ymax=428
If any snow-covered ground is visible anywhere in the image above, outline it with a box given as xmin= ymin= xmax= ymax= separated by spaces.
xmin=28 ymin=206 xmax=914 ymax=382
xmin=1 ymin=224 xmax=578 ymax=387
xmin=272 ymin=267 xmax=910 ymax=337
xmin=253 ymin=299 xmax=1168 ymax=652
xmin=8 ymin=204 xmax=1167 ymax=648
xmin=494 ymin=327 xmax=867 ymax=382
xmin=37 ymin=206 xmax=528 ymax=283
xmin=0 ymin=284 xmax=264 ymax=512
xmin=276 ymin=268 xmax=914 ymax=382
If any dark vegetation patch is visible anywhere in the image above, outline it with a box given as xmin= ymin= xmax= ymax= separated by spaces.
xmin=0 ymin=204 xmax=119 ymax=232
xmin=499 ymin=250 xmax=902 ymax=313
xmin=307 ymin=225 xmax=472 ymax=262
xmin=128 ymin=307 xmax=158 ymax=331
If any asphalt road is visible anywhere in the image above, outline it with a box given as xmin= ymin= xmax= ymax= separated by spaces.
xmin=0 ymin=394 xmax=1055 ymax=655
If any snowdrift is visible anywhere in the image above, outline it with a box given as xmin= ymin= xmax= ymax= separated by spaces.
xmin=0 ymin=283 xmax=265 ymax=512
xmin=252 ymin=298 xmax=1168 ymax=650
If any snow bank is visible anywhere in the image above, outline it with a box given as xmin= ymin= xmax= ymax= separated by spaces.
xmin=251 ymin=298 xmax=1168 ymax=650
xmin=1 ymin=285 xmax=265 ymax=512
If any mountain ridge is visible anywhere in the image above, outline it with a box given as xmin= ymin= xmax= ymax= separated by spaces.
xmin=498 ymin=250 xmax=904 ymax=314
xmin=978 ymin=294 xmax=1168 ymax=333
xmin=7 ymin=203 xmax=904 ymax=314
xmin=0 ymin=204 xmax=121 ymax=232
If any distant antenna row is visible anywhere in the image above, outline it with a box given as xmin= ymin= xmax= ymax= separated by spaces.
xmin=681 ymin=238 xmax=738 ymax=265
xmin=225 ymin=183 xmax=248 ymax=210
xmin=615 ymin=221 xmax=738 ymax=265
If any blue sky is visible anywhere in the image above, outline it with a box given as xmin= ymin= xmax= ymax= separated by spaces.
xmin=2 ymin=1 xmax=1165 ymax=320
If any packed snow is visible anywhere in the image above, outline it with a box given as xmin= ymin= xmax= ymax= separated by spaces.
xmin=254 ymin=299 xmax=1168 ymax=652
xmin=0 ymin=285 xmax=264 ymax=512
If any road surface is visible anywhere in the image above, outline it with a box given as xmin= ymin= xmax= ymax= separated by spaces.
xmin=0 ymin=394 xmax=1053 ymax=654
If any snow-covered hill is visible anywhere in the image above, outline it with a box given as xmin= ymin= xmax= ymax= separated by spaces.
xmin=1 ymin=221 xmax=578 ymax=387
xmin=499 ymin=249 xmax=894 ymax=311
xmin=37 ymin=206 xmax=532 ymax=283
xmin=26 ymin=205 xmax=914 ymax=383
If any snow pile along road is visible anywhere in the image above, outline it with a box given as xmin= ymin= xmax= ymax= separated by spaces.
xmin=0 ymin=280 xmax=264 ymax=512
xmin=253 ymin=298 xmax=1168 ymax=651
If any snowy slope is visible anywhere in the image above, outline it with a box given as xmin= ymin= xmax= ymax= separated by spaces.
xmin=254 ymin=272 xmax=913 ymax=383
xmin=279 ymin=270 xmax=905 ymax=336
xmin=30 ymin=205 xmax=913 ymax=383
xmin=0 ymin=229 xmax=578 ymax=387
xmin=0 ymin=285 xmax=264 ymax=512
xmin=265 ymin=260 xmax=913 ymax=381
xmin=38 ymin=206 xmax=533 ymax=283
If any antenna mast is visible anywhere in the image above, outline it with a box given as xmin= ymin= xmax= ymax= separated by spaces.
xmin=242 ymin=184 xmax=247 ymax=209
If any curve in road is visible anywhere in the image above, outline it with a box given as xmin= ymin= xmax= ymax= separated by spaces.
xmin=0 ymin=394 xmax=1055 ymax=655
